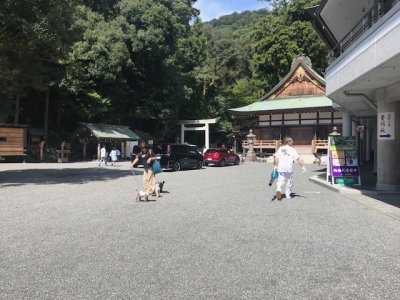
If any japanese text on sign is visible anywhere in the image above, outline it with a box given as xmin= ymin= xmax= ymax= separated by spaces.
xmin=378 ymin=112 xmax=395 ymax=140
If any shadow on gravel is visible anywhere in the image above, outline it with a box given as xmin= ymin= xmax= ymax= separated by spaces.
xmin=0 ymin=168 xmax=133 ymax=187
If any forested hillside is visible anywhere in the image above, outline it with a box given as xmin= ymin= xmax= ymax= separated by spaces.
xmin=0 ymin=0 xmax=328 ymax=144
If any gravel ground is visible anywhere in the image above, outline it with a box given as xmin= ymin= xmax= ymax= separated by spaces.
xmin=1 ymin=161 xmax=400 ymax=299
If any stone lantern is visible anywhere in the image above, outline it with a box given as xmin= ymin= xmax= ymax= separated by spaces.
xmin=246 ymin=129 xmax=256 ymax=161
xmin=329 ymin=126 xmax=341 ymax=136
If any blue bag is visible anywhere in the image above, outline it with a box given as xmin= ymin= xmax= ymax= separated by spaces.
xmin=152 ymin=160 xmax=162 ymax=174
xmin=268 ymin=169 xmax=278 ymax=186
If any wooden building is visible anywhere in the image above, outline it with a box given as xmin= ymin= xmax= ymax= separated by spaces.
xmin=0 ymin=124 xmax=28 ymax=162
xmin=229 ymin=54 xmax=342 ymax=157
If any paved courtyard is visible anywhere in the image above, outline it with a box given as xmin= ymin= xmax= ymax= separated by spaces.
xmin=1 ymin=161 xmax=400 ymax=299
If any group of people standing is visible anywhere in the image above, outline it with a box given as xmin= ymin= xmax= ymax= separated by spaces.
xmin=98 ymin=145 xmax=121 ymax=167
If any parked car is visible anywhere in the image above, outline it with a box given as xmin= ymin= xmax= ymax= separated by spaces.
xmin=203 ymin=148 xmax=240 ymax=167
xmin=154 ymin=143 xmax=204 ymax=171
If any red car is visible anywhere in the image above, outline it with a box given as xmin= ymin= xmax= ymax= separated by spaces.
xmin=203 ymin=148 xmax=240 ymax=167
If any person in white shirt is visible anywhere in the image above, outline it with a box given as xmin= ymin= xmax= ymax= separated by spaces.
xmin=115 ymin=148 xmax=121 ymax=161
xmin=109 ymin=147 xmax=118 ymax=167
xmin=98 ymin=145 xmax=108 ymax=166
xmin=273 ymin=137 xmax=306 ymax=200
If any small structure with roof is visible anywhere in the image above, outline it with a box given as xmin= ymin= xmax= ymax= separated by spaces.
xmin=0 ymin=123 xmax=28 ymax=162
xmin=229 ymin=54 xmax=342 ymax=160
xmin=75 ymin=123 xmax=140 ymax=160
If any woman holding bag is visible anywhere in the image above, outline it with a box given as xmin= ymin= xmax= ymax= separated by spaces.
xmin=131 ymin=142 xmax=157 ymax=201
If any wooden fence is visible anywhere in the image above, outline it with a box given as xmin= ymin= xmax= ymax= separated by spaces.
xmin=311 ymin=139 xmax=328 ymax=153
xmin=242 ymin=139 xmax=280 ymax=154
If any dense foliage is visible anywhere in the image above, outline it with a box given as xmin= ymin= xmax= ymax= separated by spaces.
xmin=0 ymin=0 xmax=328 ymax=144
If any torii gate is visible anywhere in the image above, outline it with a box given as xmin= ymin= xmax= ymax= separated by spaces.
xmin=178 ymin=119 xmax=217 ymax=150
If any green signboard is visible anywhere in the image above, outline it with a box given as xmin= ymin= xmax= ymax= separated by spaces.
xmin=327 ymin=136 xmax=361 ymax=186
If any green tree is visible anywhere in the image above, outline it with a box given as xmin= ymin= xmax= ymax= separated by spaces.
xmin=116 ymin=0 xmax=198 ymax=129
xmin=0 ymin=0 xmax=77 ymax=126
xmin=61 ymin=5 xmax=133 ymax=121
xmin=252 ymin=0 xmax=328 ymax=92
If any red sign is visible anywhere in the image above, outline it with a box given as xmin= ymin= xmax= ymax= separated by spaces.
xmin=356 ymin=125 xmax=364 ymax=132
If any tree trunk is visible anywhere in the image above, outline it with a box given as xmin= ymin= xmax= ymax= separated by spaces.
xmin=14 ymin=93 xmax=20 ymax=124
xmin=56 ymin=98 xmax=62 ymax=129
xmin=44 ymin=87 xmax=50 ymax=139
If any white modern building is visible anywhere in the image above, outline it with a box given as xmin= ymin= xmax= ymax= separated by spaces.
xmin=311 ymin=0 xmax=400 ymax=191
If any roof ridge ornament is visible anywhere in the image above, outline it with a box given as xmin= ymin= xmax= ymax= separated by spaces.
xmin=291 ymin=53 xmax=312 ymax=69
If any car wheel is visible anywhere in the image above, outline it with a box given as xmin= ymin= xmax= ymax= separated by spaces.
xmin=234 ymin=157 xmax=240 ymax=165
xmin=197 ymin=160 xmax=203 ymax=169
xmin=173 ymin=161 xmax=181 ymax=171
xmin=204 ymin=162 xmax=209 ymax=166
xmin=219 ymin=159 xmax=226 ymax=167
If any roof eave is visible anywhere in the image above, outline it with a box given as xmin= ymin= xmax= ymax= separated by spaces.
xmin=258 ymin=60 xmax=326 ymax=101
xmin=309 ymin=1 xmax=339 ymax=51
xmin=229 ymin=106 xmax=336 ymax=116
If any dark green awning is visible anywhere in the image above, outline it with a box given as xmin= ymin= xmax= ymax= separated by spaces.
xmin=79 ymin=123 xmax=140 ymax=141
xmin=229 ymin=96 xmax=335 ymax=116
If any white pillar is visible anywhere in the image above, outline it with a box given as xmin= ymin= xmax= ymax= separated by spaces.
xmin=205 ymin=123 xmax=210 ymax=150
xmin=83 ymin=142 xmax=87 ymax=160
xmin=372 ymin=118 xmax=377 ymax=174
xmin=97 ymin=142 xmax=101 ymax=160
xmin=365 ymin=122 xmax=371 ymax=162
xmin=351 ymin=120 xmax=357 ymax=136
xmin=342 ymin=110 xmax=352 ymax=136
xmin=376 ymin=97 xmax=400 ymax=191
xmin=181 ymin=124 xmax=185 ymax=144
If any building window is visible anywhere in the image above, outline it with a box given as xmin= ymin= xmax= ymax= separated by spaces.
xmin=0 ymin=137 xmax=7 ymax=142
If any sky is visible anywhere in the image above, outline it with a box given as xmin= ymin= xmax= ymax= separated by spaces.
xmin=193 ymin=0 xmax=268 ymax=22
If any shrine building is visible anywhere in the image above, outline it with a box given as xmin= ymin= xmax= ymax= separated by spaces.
xmin=229 ymin=54 xmax=342 ymax=159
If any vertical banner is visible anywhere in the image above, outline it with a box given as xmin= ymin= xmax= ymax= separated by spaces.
xmin=378 ymin=112 xmax=395 ymax=140
xmin=327 ymin=136 xmax=361 ymax=185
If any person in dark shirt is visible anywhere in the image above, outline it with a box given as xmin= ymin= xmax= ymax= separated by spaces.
xmin=131 ymin=141 xmax=156 ymax=201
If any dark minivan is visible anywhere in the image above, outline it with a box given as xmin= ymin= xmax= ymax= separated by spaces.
xmin=154 ymin=143 xmax=204 ymax=171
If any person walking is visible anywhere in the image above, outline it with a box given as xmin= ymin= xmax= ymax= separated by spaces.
xmin=98 ymin=145 xmax=108 ymax=166
xmin=116 ymin=148 xmax=121 ymax=161
xmin=109 ymin=147 xmax=118 ymax=167
xmin=273 ymin=137 xmax=306 ymax=200
xmin=131 ymin=142 xmax=157 ymax=202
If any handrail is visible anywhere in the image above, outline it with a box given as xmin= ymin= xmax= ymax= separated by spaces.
xmin=242 ymin=139 xmax=279 ymax=149
xmin=332 ymin=0 xmax=399 ymax=60
xmin=311 ymin=139 xmax=328 ymax=153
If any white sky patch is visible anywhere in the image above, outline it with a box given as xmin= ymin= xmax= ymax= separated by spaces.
xmin=194 ymin=0 xmax=267 ymax=22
